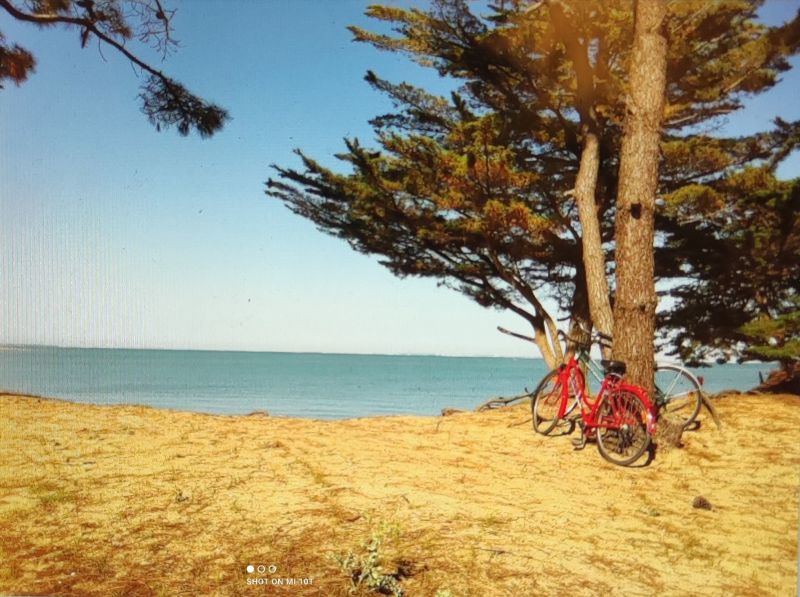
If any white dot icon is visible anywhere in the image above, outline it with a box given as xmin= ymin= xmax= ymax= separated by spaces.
xmin=246 ymin=565 xmax=254 ymax=573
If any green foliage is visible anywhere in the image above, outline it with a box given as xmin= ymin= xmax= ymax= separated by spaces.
xmin=660 ymin=173 xmax=800 ymax=365
xmin=331 ymin=524 xmax=406 ymax=597
xmin=269 ymin=0 xmax=800 ymax=358
xmin=740 ymin=299 xmax=800 ymax=364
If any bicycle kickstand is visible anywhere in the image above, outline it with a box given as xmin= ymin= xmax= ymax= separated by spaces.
xmin=571 ymin=420 xmax=587 ymax=451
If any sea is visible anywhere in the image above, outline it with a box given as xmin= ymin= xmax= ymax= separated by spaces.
xmin=0 ymin=346 xmax=773 ymax=419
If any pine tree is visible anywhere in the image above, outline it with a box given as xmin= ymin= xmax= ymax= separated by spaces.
xmin=268 ymin=0 xmax=800 ymax=374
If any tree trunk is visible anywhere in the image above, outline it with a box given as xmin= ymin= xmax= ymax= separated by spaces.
xmin=500 ymin=300 xmax=560 ymax=370
xmin=612 ymin=0 xmax=668 ymax=399
xmin=574 ymin=128 xmax=614 ymax=354
xmin=566 ymin=262 xmax=592 ymax=357
xmin=531 ymin=315 xmax=559 ymax=370
xmin=549 ymin=2 xmax=615 ymax=348
xmin=507 ymin=271 xmax=590 ymax=372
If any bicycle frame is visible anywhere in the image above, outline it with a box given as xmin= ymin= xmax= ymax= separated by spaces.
xmin=553 ymin=354 xmax=657 ymax=435
xmin=498 ymin=324 xmax=659 ymax=435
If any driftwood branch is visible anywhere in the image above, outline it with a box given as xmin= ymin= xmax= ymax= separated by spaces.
xmin=476 ymin=545 xmax=550 ymax=558
xmin=700 ymin=392 xmax=722 ymax=429
xmin=475 ymin=392 xmax=531 ymax=411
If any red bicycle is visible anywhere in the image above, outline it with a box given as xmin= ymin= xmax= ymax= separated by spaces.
xmin=530 ymin=330 xmax=657 ymax=466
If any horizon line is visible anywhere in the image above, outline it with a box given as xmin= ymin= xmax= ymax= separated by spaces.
xmin=0 ymin=343 xmax=539 ymax=360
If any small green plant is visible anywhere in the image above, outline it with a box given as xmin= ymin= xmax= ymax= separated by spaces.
xmin=331 ymin=525 xmax=405 ymax=596
xmin=31 ymin=480 xmax=73 ymax=510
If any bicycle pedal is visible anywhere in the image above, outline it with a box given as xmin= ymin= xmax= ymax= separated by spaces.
xmin=571 ymin=436 xmax=587 ymax=450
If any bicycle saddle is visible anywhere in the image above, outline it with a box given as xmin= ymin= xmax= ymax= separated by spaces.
xmin=600 ymin=359 xmax=627 ymax=375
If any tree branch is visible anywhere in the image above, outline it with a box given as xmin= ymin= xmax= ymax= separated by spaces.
xmin=1 ymin=0 xmax=228 ymax=137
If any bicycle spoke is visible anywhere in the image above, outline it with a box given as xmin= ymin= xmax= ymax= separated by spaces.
xmin=655 ymin=364 xmax=703 ymax=429
xmin=661 ymin=370 xmax=681 ymax=399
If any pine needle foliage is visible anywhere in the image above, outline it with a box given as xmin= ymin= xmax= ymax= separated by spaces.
xmin=661 ymin=173 xmax=800 ymax=367
xmin=268 ymin=0 xmax=800 ymax=363
xmin=0 ymin=0 xmax=228 ymax=137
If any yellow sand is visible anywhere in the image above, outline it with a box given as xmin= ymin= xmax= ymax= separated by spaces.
xmin=0 ymin=393 xmax=798 ymax=596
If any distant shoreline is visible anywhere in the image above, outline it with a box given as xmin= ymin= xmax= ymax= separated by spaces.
xmin=0 ymin=343 xmax=778 ymax=366
xmin=0 ymin=343 xmax=537 ymax=359
xmin=0 ymin=347 xmax=774 ymax=419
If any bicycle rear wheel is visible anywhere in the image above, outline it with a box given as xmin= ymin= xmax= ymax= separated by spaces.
xmin=654 ymin=364 xmax=702 ymax=429
xmin=531 ymin=369 xmax=564 ymax=435
xmin=596 ymin=389 xmax=651 ymax=466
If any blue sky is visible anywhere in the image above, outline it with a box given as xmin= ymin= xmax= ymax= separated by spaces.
xmin=1 ymin=0 xmax=799 ymax=357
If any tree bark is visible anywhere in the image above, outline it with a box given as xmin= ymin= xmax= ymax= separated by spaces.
xmin=550 ymin=2 xmax=614 ymax=350
xmin=574 ymin=128 xmax=614 ymax=352
xmin=505 ymin=302 xmax=561 ymax=371
xmin=566 ymin=263 xmax=592 ymax=358
xmin=613 ymin=0 xmax=668 ymax=398
xmin=530 ymin=313 xmax=558 ymax=370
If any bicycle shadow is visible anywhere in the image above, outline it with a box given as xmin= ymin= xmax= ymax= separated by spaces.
xmin=545 ymin=416 xmax=579 ymax=437
xmin=560 ymin=417 xmax=658 ymax=468
xmin=631 ymin=444 xmax=656 ymax=467
xmin=537 ymin=416 xmax=658 ymax=467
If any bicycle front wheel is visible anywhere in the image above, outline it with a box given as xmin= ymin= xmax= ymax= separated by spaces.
xmin=531 ymin=369 xmax=564 ymax=435
xmin=596 ymin=389 xmax=651 ymax=466
xmin=654 ymin=364 xmax=702 ymax=429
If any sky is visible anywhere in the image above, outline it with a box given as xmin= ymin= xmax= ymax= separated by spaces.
xmin=1 ymin=0 xmax=799 ymax=357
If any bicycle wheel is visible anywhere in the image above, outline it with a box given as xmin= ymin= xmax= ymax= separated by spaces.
xmin=596 ymin=389 xmax=651 ymax=466
xmin=531 ymin=369 xmax=564 ymax=435
xmin=654 ymin=364 xmax=702 ymax=429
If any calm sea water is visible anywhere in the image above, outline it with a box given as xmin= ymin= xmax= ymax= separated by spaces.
xmin=0 ymin=346 xmax=773 ymax=419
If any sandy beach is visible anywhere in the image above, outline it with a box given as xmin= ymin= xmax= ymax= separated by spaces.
xmin=0 ymin=392 xmax=798 ymax=596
